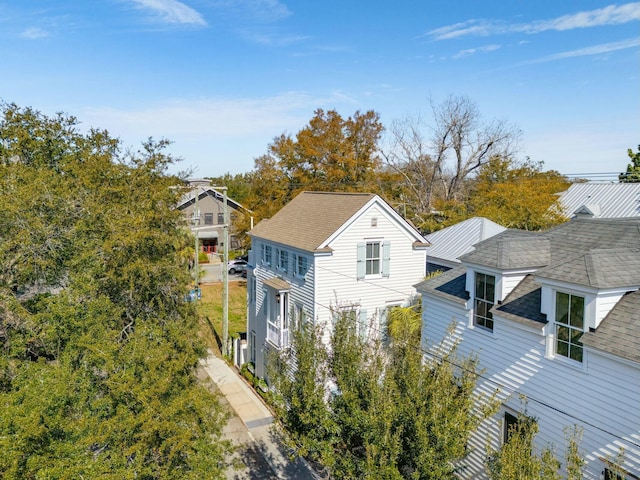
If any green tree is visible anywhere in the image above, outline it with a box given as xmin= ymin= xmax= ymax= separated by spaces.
xmin=468 ymin=157 xmax=570 ymax=231
xmin=268 ymin=308 xmax=496 ymax=479
xmin=0 ymin=103 xmax=230 ymax=479
xmin=619 ymin=144 xmax=640 ymax=182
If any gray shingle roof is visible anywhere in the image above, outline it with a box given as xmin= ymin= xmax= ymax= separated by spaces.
xmin=459 ymin=230 xmax=551 ymax=270
xmin=249 ymin=192 xmax=377 ymax=252
xmin=493 ymin=275 xmax=547 ymax=328
xmin=581 ymin=289 xmax=640 ymax=363
xmin=415 ymin=266 xmax=469 ymax=305
xmin=535 ymin=248 xmax=640 ymax=288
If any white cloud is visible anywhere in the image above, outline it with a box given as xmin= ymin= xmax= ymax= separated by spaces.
xmin=524 ymin=37 xmax=640 ymax=64
xmin=426 ymin=2 xmax=640 ymax=40
xmin=130 ymin=0 xmax=207 ymax=26
xmin=20 ymin=27 xmax=49 ymax=39
xmin=453 ymin=44 xmax=501 ymax=59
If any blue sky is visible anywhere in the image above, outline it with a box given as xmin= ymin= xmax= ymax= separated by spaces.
xmin=1 ymin=1 xmax=639 ymax=179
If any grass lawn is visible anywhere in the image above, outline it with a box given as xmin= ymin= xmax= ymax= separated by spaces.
xmin=198 ymin=281 xmax=247 ymax=354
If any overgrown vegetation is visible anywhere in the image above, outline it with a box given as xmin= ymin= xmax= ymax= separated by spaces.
xmin=267 ymin=306 xmax=498 ymax=479
xmin=0 ymin=103 xmax=230 ymax=479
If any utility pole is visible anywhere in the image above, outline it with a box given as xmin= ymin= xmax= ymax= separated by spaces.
xmin=193 ymin=189 xmax=200 ymax=298
xmin=222 ymin=187 xmax=229 ymax=357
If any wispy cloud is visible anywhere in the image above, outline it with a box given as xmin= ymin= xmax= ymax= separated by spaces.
xmin=523 ymin=37 xmax=640 ymax=64
xmin=129 ymin=0 xmax=207 ymax=26
xmin=242 ymin=31 xmax=309 ymax=46
xmin=20 ymin=27 xmax=49 ymax=39
xmin=210 ymin=0 xmax=291 ymax=22
xmin=426 ymin=2 xmax=640 ymax=40
xmin=453 ymin=44 xmax=501 ymax=59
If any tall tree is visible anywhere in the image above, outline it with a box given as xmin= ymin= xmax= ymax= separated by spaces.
xmin=384 ymin=95 xmax=521 ymax=231
xmin=619 ymin=144 xmax=640 ymax=182
xmin=0 ymin=103 xmax=230 ymax=479
xmin=468 ymin=157 xmax=570 ymax=231
xmin=244 ymin=109 xmax=385 ymax=226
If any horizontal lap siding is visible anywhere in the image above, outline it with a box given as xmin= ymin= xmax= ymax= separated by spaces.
xmin=316 ymin=204 xmax=425 ymax=340
xmin=422 ymin=294 xmax=640 ymax=479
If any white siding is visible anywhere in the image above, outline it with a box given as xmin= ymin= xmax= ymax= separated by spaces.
xmin=421 ymin=292 xmax=640 ymax=479
xmin=315 ymin=204 xmax=425 ymax=341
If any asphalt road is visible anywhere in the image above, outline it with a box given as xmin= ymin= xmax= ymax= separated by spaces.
xmin=200 ymin=263 xmax=246 ymax=283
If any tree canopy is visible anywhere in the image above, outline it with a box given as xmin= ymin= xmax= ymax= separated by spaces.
xmin=0 ymin=103 xmax=229 ymax=479
xmin=619 ymin=144 xmax=640 ymax=182
xmin=267 ymin=308 xmax=497 ymax=479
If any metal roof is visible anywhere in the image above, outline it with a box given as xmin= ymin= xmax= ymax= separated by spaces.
xmin=425 ymin=217 xmax=506 ymax=266
xmin=558 ymin=183 xmax=640 ymax=218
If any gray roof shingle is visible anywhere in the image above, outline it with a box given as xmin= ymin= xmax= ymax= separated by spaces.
xmin=493 ymin=275 xmax=547 ymax=328
xmin=415 ymin=266 xmax=469 ymax=305
xmin=581 ymin=289 xmax=640 ymax=363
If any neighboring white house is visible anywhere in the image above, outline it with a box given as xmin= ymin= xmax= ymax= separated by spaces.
xmin=558 ymin=182 xmax=640 ymax=219
xmin=247 ymin=191 xmax=429 ymax=381
xmin=425 ymin=217 xmax=506 ymax=273
xmin=416 ymin=217 xmax=640 ymax=479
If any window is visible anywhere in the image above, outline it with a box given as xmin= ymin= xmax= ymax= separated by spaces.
xmin=217 ymin=212 xmax=224 ymax=224
xmin=277 ymin=249 xmax=288 ymax=272
xmin=250 ymin=331 xmax=256 ymax=363
xmin=474 ymin=272 xmax=495 ymax=331
xmin=366 ymin=241 xmax=381 ymax=275
xmin=294 ymin=303 xmax=305 ymax=330
xmin=604 ymin=467 xmax=630 ymax=480
xmin=503 ymin=411 xmax=519 ymax=444
xmin=357 ymin=241 xmax=390 ymax=279
xmin=262 ymin=245 xmax=272 ymax=266
xmin=204 ymin=213 xmax=213 ymax=225
xmin=294 ymin=254 xmax=308 ymax=277
xmin=555 ymin=292 xmax=584 ymax=362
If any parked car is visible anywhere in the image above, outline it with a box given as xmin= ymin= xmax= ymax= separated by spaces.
xmin=227 ymin=259 xmax=248 ymax=274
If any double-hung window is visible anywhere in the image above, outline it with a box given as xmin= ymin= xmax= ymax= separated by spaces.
xmin=366 ymin=241 xmax=381 ymax=275
xmin=204 ymin=213 xmax=213 ymax=225
xmin=474 ymin=272 xmax=495 ymax=331
xmin=294 ymin=254 xmax=308 ymax=277
xmin=277 ymin=249 xmax=288 ymax=272
xmin=555 ymin=292 xmax=584 ymax=362
xmin=262 ymin=245 xmax=272 ymax=266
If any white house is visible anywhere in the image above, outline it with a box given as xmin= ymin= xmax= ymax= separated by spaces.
xmin=416 ymin=217 xmax=640 ymax=479
xmin=247 ymin=191 xmax=429 ymax=381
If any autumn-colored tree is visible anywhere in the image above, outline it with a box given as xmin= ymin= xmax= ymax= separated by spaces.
xmin=619 ymin=144 xmax=640 ymax=182
xmin=468 ymin=157 xmax=570 ymax=231
xmin=244 ymin=109 xmax=385 ymax=226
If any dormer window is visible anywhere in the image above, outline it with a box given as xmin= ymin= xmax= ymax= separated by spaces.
xmin=555 ymin=292 xmax=584 ymax=362
xmin=474 ymin=272 xmax=495 ymax=332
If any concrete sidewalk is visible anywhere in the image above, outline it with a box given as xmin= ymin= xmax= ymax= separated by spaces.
xmin=200 ymin=352 xmax=318 ymax=480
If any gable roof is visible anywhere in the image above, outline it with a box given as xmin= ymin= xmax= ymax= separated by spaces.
xmin=177 ymin=187 xmax=247 ymax=213
xmin=250 ymin=191 xmax=427 ymax=253
xmin=425 ymin=217 xmax=506 ymax=267
xmin=558 ymin=183 xmax=640 ymax=219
